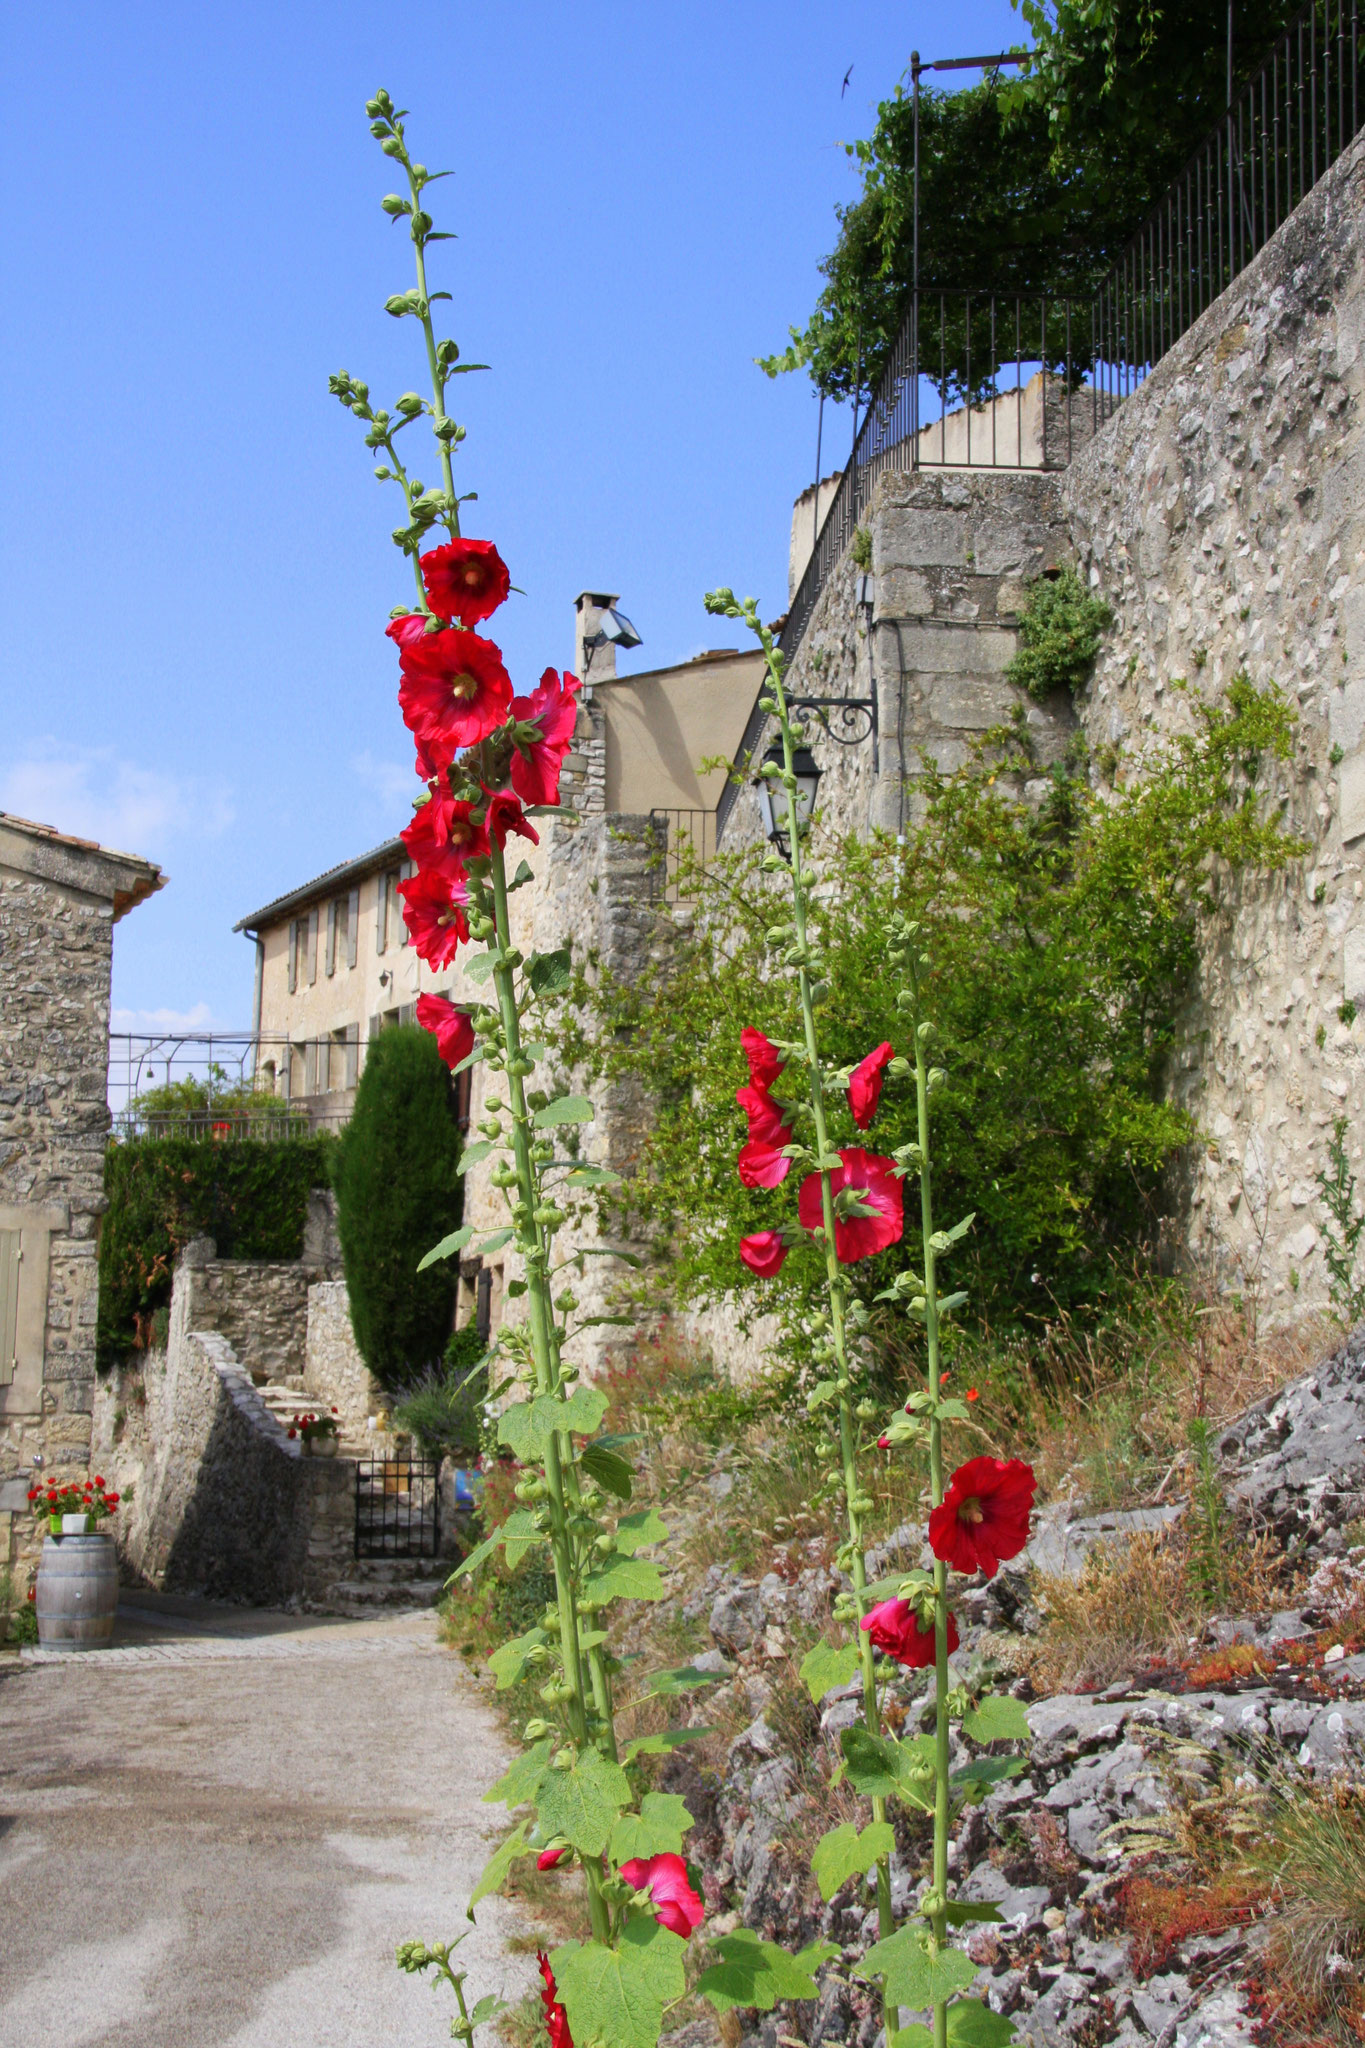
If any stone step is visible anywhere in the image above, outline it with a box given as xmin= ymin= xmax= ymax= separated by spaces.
xmin=323 ymin=1576 xmax=447 ymax=1611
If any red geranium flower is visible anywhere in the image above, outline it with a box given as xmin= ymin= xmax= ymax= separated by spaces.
xmin=861 ymin=1597 xmax=959 ymax=1668
xmin=415 ymin=993 xmax=475 ymax=1070
xmin=538 ymin=1954 xmax=573 ymax=2048
xmin=739 ymin=1230 xmax=788 ymax=1277
xmin=401 ymin=792 xmax=489 ymax=879
xmin=796 ymin=1148 xmax=903 ymax=1263
xmin=848 ymin=1042 xmax=894 ymax=1130
xmin=509 ymin=668 xmax=581 ymax=807
xmin=484 ymin=788 xmax=540 ymax=850
xmin=398 ymin=868 xmax=470 ymax=968
xmin=928 ymin=1456 xmax=1037 ymax=1580
xmin=741 ymin=1026 xmax=784 ymax=1090
xmin=397 ymin=628 xmax=513 ymax=768
xmin=420 ymin=538 xmax=510 ymax=627
xmin=618 ymin=1853 xmax=704 ymax=1939
xmin=736 ymin=1084 xmax=794 ymax=1189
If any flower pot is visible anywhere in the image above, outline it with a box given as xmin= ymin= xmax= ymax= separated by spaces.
xmin=307 ymin=1436 xmax=339 ymax=1458
xmin=61 ymin=1512 xmax=93 ymax=1535
xmin=35 ymin=1533 xmax=118 ymax=1651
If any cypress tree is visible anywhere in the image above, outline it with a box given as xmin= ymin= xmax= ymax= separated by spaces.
xmin=333 ymin=1024 xmax=462 ymax=1387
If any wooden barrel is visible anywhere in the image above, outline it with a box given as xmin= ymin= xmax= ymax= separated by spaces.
xmin=35 ymin=1533 xmax=119 ymax=1651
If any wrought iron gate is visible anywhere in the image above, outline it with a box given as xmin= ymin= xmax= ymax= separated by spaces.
xmin=354 ymin=1456 xmax=441 ymax=1559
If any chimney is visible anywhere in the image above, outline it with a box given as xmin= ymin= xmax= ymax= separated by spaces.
xmin=575 ymin=590 xmax=620 ymax=687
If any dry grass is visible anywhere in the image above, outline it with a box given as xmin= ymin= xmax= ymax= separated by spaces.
xmin=1244 ymin=1781 xmax=1365 ymax=2046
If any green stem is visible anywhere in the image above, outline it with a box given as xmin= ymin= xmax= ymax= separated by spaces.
xmin=403 ymin=158 xmax=459 ymax=531
xmin=488 ymin=840 xmax=609 ymax=1944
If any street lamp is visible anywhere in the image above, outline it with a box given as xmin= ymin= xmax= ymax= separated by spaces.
xmin=757 ymin=743 xmax=822 ymax=861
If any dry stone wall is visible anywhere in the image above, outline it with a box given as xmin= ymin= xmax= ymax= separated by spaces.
xmin=172 ymin=1241 xmax=310 ymax=1382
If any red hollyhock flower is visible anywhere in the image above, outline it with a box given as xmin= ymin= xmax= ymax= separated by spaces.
xmin=483 ymin=787 xmax=540 ymax=850
xmin=401 ymin=792 xmax=489 ymax=878
xmin=739 ymin=1230 xmax=788 ymax=1277
xmin=509 ymin=668 xmax=581 ymax=807
xmin=420 ymin=538 xmax=510 ymax=627
xmin=618 ymin=1853 xmax=705 ymax=1939
xmin=538 ymin=1954 xmax=573 ymax=2048
xmin=397 ymin=628 xmax=514 ymax=767
xmin=848 ymin=1042 xmax=894 ymax=1130
xmin=415 ymin=993 xmax=475 ymax=1070
xmin=741 ymin=1026 xmax=784 ymax=1090
xmin=860 ymin=1597 xmax=959 ymax=1668
xmin=928 ymin=1456 xmax=1037 ymax=1580
xmin=398 ymin=868 xmax=470 ymax=968
xmin=536 ymin=1846 xmax=570 ymax=1871
xmin=736 ymin=1084 xmax=794 ymax=1189
xmin=796 ymin=1148 xmax=904 ymax=1262
xmin=385 ymin=611 xmax=433 ymax=653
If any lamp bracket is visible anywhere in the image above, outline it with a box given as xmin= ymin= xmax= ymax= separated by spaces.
xmin=784 ymin=695 xmax=877 ymax=746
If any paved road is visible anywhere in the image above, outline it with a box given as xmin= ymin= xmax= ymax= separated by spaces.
xmin=0 ymin=1596 xmax=535 ymax=2048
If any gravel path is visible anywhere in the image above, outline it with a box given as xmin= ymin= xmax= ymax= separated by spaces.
xmin=0 ymin=1595 xmax=535 ymax=2048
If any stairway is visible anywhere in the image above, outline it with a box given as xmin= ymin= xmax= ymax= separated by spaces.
xmin=252 ymin=1375 xmax=367 ymax=1455
xmin=317 ymin=1554 xmax=451 ymax=1617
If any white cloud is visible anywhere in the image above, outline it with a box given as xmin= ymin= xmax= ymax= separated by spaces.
xmin=353 ymin=749 xmax=420 ymax=814
xmin=0 ymin=741 xmax=233 ymax=858
xmin=110 ymin=1002 xmax=218 ymax=1033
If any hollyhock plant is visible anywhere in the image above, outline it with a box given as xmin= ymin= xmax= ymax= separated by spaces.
xmin=421 ymin=537 xmax=510 ymax=626
xmin=483 ymin=787 xmax=539 ymax=849
xmin=509 ymin=668 xmax=581 ymax=807
xmin=929 ymin=1456 xmax=1037 ymax=1579
xmin=618 ymin=1854 xmax=704 ymax=1939
xmin=736 ymin=1089 xmax=795 ymax=1190
xmin=397 ymin=627 xmax=513 ymax=765
xmin=740 ymin=1025 xmax=784 ymax=1089
xmin=415 ymin=993 xmax=475 ymax=1070
xmin=401 ymin=792 xmax=489 ymax=877
xmin=861 ymin=1597 xmax=959 ymax=1668
xmin=538 ymin=1955 xmax=573 ymax=2048
xmin=848 ymin=1041 xmax=894 ymax=1130
xmin=398 ymin=867 xmax=470 ymax=967
xmin=739 ymin=1230 xmax=788 ymax=1277
xmin=796 ymin=1148 xmax=903 ymax=1262
xmin=385 ymin=611 xmax=433 ymax=653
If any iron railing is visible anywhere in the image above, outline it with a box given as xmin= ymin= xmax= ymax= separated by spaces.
xmin=647 ymin=808 xmax=717 ymax=902
xmin=109 ymin=1030 xmax=362 ymax=1140
xmin=354 ymin=1456 xmax=442 ymax=1560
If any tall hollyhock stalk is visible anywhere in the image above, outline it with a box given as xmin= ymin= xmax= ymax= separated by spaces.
xmin=710 ymin=593 xmax=1038 ymax=2048
xmin=334 ymin=98 xmax=833 ymax=2048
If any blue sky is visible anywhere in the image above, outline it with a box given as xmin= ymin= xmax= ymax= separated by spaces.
xmin=1 ymin=0 xmax=1022 ymax=1032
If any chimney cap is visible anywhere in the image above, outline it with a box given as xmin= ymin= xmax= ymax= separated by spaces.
xmin=575 ymin=589 xmax=620 ymax=612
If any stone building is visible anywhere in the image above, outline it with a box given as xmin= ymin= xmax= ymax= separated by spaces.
xmin=0 ymin=811 xmax=162 ymax=1575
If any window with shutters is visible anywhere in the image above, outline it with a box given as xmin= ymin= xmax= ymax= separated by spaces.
xmin=346 ymin=886 xmax=360 ymax=969
xmin=306 ymin=908 xmax=319 ymax=984
xmin=0 ymin=1231 xmax=21 ymax=1389
xmin=325 ymin=900 xmax=338 ymax=977
xmin=287 ymin=920 xmax=298 ymax=994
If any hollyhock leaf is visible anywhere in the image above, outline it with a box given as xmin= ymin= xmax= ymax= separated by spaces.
xmin=799 ymin=1637 xmax=860 ymax=1704
xmin=860 ymin=1927 xmax=975 ymax=2008
xmin=952 ymin=1757 xmax=1026 ymax=1795
xmin=553 ymin=1921 xmax=686 ymax=2048
xmin=497 ymin=1403 xmax=542 ymax=1460
xmin=468 ymin=1996 xmax=506 ymax=2030
xmin=550 ymin=1385 xmax=609 ymax=1436
xmin=614 ymin=1507 xmax=667 ymax=1554
xmin=898 ymin=2028 xmax=934 ymax=2048
xmin=534 ymin=1095 xmax=594 ymax=1127
xmin=417 ymin=1223 xmax=474 ymax=1271
xmin=642 ymin=1665 xmax=718 ymax=1696
xmin=609 ymin=1792 xmax=695 ymax=1863
xmin=457 ymin=1140 xmax=495 ymax=1175
xmin=839 ymin=1726 xmax=904 ymax=1798
xmin=450 ymin=1045 xmax=485 ymax=1076
xmin=946 ymin=2002 xmax=1018 ymax=2047
xmin=811 ymin=1820 xmax=896 ymax=1900
xmin=939 ymin=1291 xmax=969 ymax=1314
xmin=697 ymin=1930 xmax=831 ymax=2014
xmin=489 ymin=1628 xmax=547 ymax=1691
xmin=537 ymin=1749 xmax=633 ymax=1856
xmin=805 ymin=1379 xmax=840 ymax=1412
xmin=529 ymin=948 xmax=573 ymax=997
xmin=936 ymin=1399 xmax=973 ymax=1422
xmin=581 ymin=1445 xmax=634 ymax=1500
xmin=482 ymin=1743 xmax=554 ymax=1810
xmin=509 ymin=860 xmax=535 ymax=888
xmin=472 ymin=1230 xmax=515 ymax=1257
xmin=944 ymin=1904 xmax=1006 ymax=1928
xmin=563 ymin=1166 xmax=620 ymax=1187
xmin=583 ymin=1554 xmax=665 ymax=1605
xmin=502 ymin=1511 xmax=544 ymax=1569
xmin=468 ymin=1820 xmax=533 ymax=1908
xmin=465 ymin=952 xmax=498 ymax=984
xmin=621 ymin=1729 xmax=709 ymax=1762
xmin=578 ymin=1315 xmax=636 ymax=1329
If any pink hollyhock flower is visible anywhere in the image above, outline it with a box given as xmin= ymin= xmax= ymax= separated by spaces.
xmin=736 ymin=1084 xmax=794 ymax=1189
xmin=484 ymin=788 xmax=540 ymax=849
xmin=385 ymin=611 xmax=433 ymax=652
xmin=849 ymin=1041 xmax=894 ymax=1130
xmin=397 ymin=628 xmax=513 ymax=767
xmin=740 ymin=1026 xmax=784 ymax=1089
xmin=739 ymin=1230 xmax=788 ymax=1277
xmin=928 ymin=1456 xmax=1037 ymax=1580
xmin=618 ymin=1853 xmax=704 ymax=1939
xmin=420 ymin=538 xmax=510 ymax=627
xmin=398 ymin=868 xmax=470 ymax=968
xmin=415 ymin=993 xmax=475 ymax=1070
xmin=796 ymin=1147 xmax=903 ymax=1262
xmin=861 ymin=1597 xmax=959 ymax=1668
xmin=509 ymin=668 xmax=581 ymax=807
xmin=401 ymin=792 xmax=489 ymax=878
xmin=538 ymin=1954 xmax=573 ymax=2048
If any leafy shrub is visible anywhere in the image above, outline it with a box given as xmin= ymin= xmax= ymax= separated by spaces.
xmin=96 ymin=1134 xmax=333 ymax=1368
xmin=332 ymin=1025 xmax=463 ymax=1390
xmin=563 ymin=677 xmax=1302 ymax=1349
xmin=392 ymin=1354 xmax=487 ymax=1458
xmin=1004 ymin=565 xmax=1112 ymax=701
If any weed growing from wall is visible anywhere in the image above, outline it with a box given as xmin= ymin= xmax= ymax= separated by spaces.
xmin=1004 ymin=564 xmax=1112 ymax=701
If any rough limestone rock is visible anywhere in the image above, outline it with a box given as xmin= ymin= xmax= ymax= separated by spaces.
xmin=1218 ymin=1323 xmax=1365 ymax=1540
xmin=710 ymin=1582 xmax=765 ymax=1654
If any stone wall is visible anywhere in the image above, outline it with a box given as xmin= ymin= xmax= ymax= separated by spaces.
xmin=172 ymin=1240 xmax=311 ymax=1382
xmin=305 ymin=1279 xmax=378 ymax=1440
xmin=1058 ymin=120 xmax=1365 ymax=1314
xmin=0 ymin=819 xmax=159 ymax=1583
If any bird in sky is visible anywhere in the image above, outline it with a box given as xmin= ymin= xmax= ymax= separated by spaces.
xmin=841 ymin=64 xmax=854 ymax=96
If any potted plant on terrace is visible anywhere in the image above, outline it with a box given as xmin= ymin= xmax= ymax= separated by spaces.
xmin=28 ymin=1474 xmax=120 ymax=1537
xmin=287 ymin=1409 xmax=340 ymax=1457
